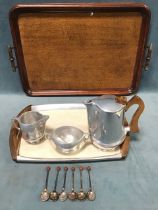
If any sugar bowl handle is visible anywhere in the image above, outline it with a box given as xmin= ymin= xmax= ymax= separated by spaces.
xmin=125 ymin=96 xmax=145 ymax=133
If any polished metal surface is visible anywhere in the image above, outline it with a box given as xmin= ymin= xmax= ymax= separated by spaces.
xmin=49 ymin=191 xmax=59 ymax=201
xmin=59 ymin=167 xmax=68 ymax=202
xmin=59 ymin=191 xmax=67 ymax=201
xmin=49 ymin=167 xmax=60 ymax=201
xmin=86 ymin=166 xmax=96 ymax=201
xmin=68 ymin=167 xmax=78 ymax=201
xmin=144 ymin=43 xmax=152 ymax=71
xmin=16 ymin=103 xmax=124 ymax=162
xmin=51 ymin=126 xmax=89 ymax=154
xmin=8 ymin=45 xmax=17 ymax=72
xmin=40 ymin=166 xmax=51 ymax=202
xmin=87 ymin=95 xmax=125 ymax=113
xmin=85 ymin=95 xmax=129 ymax=149
xmin=12 ymin=111 xmax=49 ymax=144
xmin=78 ymin=167 xmax=86 ymax=201
xmin=87 ymin=190 xmax=96 ymax=201
xmin=92 ymin=126 xmax=130 ymax=150
xmin=68 ymin=191 xmax=78 ymax=200
xmin=78 ymin=191 xmax=86 ymax=200
xmin=40 ymin=189 xmax=50 ymax=202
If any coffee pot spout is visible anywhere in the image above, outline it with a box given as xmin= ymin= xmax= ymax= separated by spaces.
xmin=84 ymin=99 xmax=92 ymax=105
xmin=84 ymin=99 xmax=93 ymax=108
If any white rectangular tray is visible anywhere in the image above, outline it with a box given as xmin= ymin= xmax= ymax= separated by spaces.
xmin=10 ymin=103 xmax=130 ymax=162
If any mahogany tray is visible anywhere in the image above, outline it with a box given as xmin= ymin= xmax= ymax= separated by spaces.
xmin=9 ymin=3 xmax=151 ymax=96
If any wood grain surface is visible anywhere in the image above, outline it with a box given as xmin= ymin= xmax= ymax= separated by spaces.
xmin=9 ymin=105 xmax=31 ymax=160
xmin=9 ymin=3 xmax=150 ymax=95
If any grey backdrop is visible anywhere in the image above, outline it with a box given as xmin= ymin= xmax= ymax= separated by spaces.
xmin=0 ymin=1 xmax=158 ymax=210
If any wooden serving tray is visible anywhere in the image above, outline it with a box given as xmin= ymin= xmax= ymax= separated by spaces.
xmin=9 ymin=3 xmax=150 ymax=96
xmin=9 ymin=103 xmax=130 ymax=162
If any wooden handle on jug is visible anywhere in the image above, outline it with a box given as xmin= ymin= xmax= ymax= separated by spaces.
xmin=125 ymin=95 xmax=145 ymax=133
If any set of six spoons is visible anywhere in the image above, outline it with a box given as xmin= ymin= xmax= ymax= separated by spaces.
xmin=40 ymin=166 xmax=96 ymax=202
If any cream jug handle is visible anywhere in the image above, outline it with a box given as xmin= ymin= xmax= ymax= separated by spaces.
xmin=125 ymin=96 xmax=145 ymax=133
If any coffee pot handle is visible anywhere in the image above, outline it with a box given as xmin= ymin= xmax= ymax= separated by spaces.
xmin=125 ymin=96 xmax=145 ymax=133
xmin=12 ymin=117 xmax=20 ymax=131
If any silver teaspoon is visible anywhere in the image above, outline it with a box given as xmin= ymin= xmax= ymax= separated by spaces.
xmin=59 ymin=166 xmax=68 ymax=201
xmin=78 ymin=166 xmax=86 ymax=201
xmin=49 ymin=166 xmax=61 ymax=201
xmin=40 ymin=166 xmax=51 ymax=202
xmin=68 ymin=167 xmax=78 ymax=201
xmin=87 ymin=166 xmax=96 ymax=201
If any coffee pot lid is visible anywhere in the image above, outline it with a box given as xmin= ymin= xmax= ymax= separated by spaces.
xmin=91 ymin=95 xmax=125 ymax=113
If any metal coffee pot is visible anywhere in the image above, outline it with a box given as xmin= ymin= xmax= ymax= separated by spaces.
xmin=84 ymin=95 xmax=144 ymax=150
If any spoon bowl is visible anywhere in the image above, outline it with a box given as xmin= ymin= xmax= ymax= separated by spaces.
xmin=49 ymin=191 xmax=59 ymax=201
xmin=87 ymin=190 xmax=96 ymax=201
xmin=40 ymin=189 xmax=50 ymax=202
xmin=59 ymin=191 xmax=67 ymax=201
xmin=40 ymin=166 xmax=51 ymax=202
xmin=68 ymin=191 xmax=78 ymax=201
xmin=77 ymin=191 xmax=86 ymax=201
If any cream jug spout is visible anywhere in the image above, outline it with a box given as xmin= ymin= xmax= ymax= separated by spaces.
xmin=42 ymin=115 xmax=49 ymax=123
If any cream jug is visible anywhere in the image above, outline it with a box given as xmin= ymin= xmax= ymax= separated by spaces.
xmin=85 ymin=95 xmax=144 ymax=150
xmin=12 ymin=111 xmax=49 ymax=144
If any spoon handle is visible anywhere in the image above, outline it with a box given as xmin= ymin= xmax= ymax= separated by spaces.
xmin=45 ymin=166 xmax=51 ymax=189
xmin=71 ymin=167 xmax=75 ymax=191
xmin=62 ymin=167 xmax=68 ymax=191
xmin=87 ymin=166 xmax=92 ymax=191
xmin=79 ymin=166 xmax=84 ymax=190
xmin=54 ymin=166 xmax=61 ymax=191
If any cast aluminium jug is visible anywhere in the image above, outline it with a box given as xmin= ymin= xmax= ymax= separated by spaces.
xmin=12 ymin=111 xmax=49 ymax=144
xmin=85 ymin=95 xmax=144 ymax=150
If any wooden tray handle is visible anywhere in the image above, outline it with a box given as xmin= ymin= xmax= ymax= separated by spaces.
xmin=9 ymin=105 xmax=32 ymax=161
xmin=125 ymin=95 xmax=145 ymax=133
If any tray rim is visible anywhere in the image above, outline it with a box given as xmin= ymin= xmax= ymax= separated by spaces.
xmin=9 ymin=103 xmax=130 ymax=162
xmin=9 ymin=2 xmax=151 ymax=96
